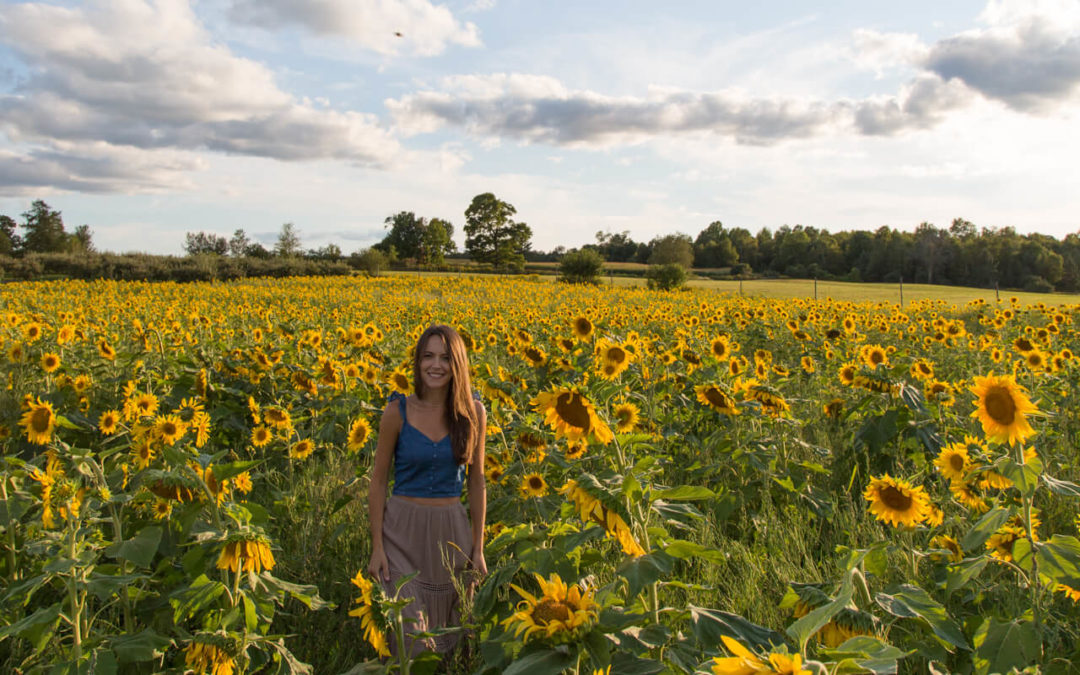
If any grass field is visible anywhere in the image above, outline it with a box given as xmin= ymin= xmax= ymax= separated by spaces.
xmin=390 ymin=269 xmax=1080 ymax=306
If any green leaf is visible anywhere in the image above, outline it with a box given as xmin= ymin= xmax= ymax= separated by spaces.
xmin=474 ymin=562 xmax=519 ymax=619
xmin=946 ymin=557 xmax=988 ymax=597
xmin=608 ymin=652 xmax=666 ymax=675
xmin=618 ymin=551 xmax=673 ymax=601
xmin=110 ymin=629 xmax=173 ymax=664
xmin=874 ymin=584 xmax=969 ymax=651
xmin=822 ymin=636 xmax=909 ymax=675
xmin=209 ymin=459 xmax=265 ymax=484
xmin=261 ymin=573 xmax=332 ymax=610
xmin=690 ymin=605 xmax=787 ymax=654
xmin=999 ymin=458 xmax=1041 ymax=499
xmin=243 ymin=593 xmax=258 ymax=633
xmin=787 ymin=572 xmax=854 ymax=654
xmin=652 ymin=485 xmax=716 ymax=501
xmin=105 ymin=525 xmax=162 ymax=569
xmin=1042 ymin=473 xmax=1080 ymax=497
xmin=973 ymin=618 xmax=1040 ymax=675
xmin=0 ymin=603 xmax=61 ymax=640
xmin=961 ymin=507 xmax=1013 ymax=553
xmin=502 ymin=647 xmax=573 ymax=675
xmin=1035 ymin=535 xmax=1080 ymax=589
xmin=170 ymin=575 xmax=226 ymax=623
xmin=663 ymin=540 xmax=726 ymax=563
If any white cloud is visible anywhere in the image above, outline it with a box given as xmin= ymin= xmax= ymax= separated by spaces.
xmin=851 ymin=29 xmax=929 ymax=76
xmin=0 ymin=0 xmax=401 ymax=194
xmin=226 ymin=0 xmax=481 ymax=56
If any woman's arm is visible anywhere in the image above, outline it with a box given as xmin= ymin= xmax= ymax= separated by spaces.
xmin=468 ymin=401 xmax=488 ymax=576
xmin=367 ymin=402 xmax=399 ymax=582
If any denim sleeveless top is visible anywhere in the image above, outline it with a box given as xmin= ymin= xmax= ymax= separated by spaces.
xmin=389 ymin=392 xmax=467 ymax=498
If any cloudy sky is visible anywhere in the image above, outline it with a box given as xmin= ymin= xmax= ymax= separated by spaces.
xmin=2 ymin=0 xmax=1080 ymax=255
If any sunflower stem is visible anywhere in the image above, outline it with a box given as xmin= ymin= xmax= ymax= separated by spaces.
xmin=1014 ymin=442 xmax=1043 ymax=654
xmin=1 ymin=477 xmax=18 ymax=582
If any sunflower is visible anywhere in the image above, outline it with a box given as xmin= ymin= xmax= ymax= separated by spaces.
xmin=612 ymin=402 xmax=640 ymax=433
xmin=522 ymin=345 xmax=547 ymax=368
xmin=290 ymin=439 xmax=315 ymax=460
xmin=838 ymin=362 xmax=857 ymax=386
xmin=709 ymin=335 xmax=732 ymax=360
xmin=40 ymin=352 xmax=61 ymax=373
xmin=185 ymin=637 xmax=236 ymax=675
xmin=910 ymin=359 xmax=934 ymax=380
xmin=1012 ymin=336 xmax=1035 ymax=353
xmin=192 ymin=412 xmax=211 ymax=448
xmin=571 ymin=316 xmax=594 ymax=340
xmin=501 ymin=573 xmax=598 ymax=644
xmin=933 ymin=442 xmax=971 ymax=481
xmin=348 ymin=571 xmax=391 ymax=657
xmin=595 ymin=339 xmax=632 ymax=379
xmin=950 ymin=480 xmax=989 ymax=513
xmin=863 ymin=474 xmax=930 ymax=528
xmin=249 ymin=425 xmax=272 ymax=447
xmin=969 ymin=374 xmax=1038 ymax=445
xmin=232 ymin=471 xmax=253 ymax=494
xmin=217 ymin=536 xmax=275 ymax=574
xmin=131 ymin=440 xmax=155 ymax=470
xmin=1058 ymin=584 xmax=1080 ymax=603
xmin=860 ymin=344 xmax=888 ymax=369
xmin=23 ymin=322 xmax=43 ymax=342
xmin=695 ymin=384 xmax=739 ymax=416
xmin=711 ymin=635 xmax=768 ymax=675
xmin=151 ymin=499 xmax=173 ymax=521
xmin=97 ymin=339 xmax=116 ymax=361
xmin=386 ymin=367 xmax=411 ymax=395
xmin=347 ymin=417 xmax=371 ymax=454
xmin=262 ymin=407 xmax=292 ymax=431
xmin=822 ymin=398 xmax=845 ymax=420
xmin=560 ymin=480 xmax=645 ymax=556
xmin=127 ymin=392 xmax=159 ymax=420
xmin=978 ymin=469 xmax=1013 ymax=491
xmin=532 ymin=387 xmax=613 ymax=444
xmin=520 ymin=473 xmax=549 ymax=498
xmin=929 ymin=535 xmax=964 ymax=563
xmin=799 ymin=356 xmax=815 ymax=373
xmin=986 ymin=525 xmax=1028 ymax=563
xmin=153 ymin=414 xmax=187 ymax=446
xmin=563 ymin=440 xmax=588 ymax=460
xmin=19 ymin=397 xmax=57 ymax=445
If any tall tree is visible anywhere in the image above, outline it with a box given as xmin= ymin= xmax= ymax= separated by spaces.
xmin=21 ymin=200 xmax=67 ymax=253
xmin=275 ymin=222 xmax=302 ymax=257
xmin=693 ymin=221 xmax=738 ymax=268
xmin=648 ymin=233 xmax=694 ymax=267
xmin=184 ymin=232 xmax=229 ymax=256
xmin=229 ymin=229 xmax=251 ymax=257
xmin=421 ymin=218 xmax=454 ymax=265
xmin=70 ymin=224 xmax=95 ymax=254
xmin=381 ymin=211 xmax=427 ymax=260
xmin=0 ymin=214 xmax=20 ymax=256
xmin=464 ymin=193 xmax=532 ymax=271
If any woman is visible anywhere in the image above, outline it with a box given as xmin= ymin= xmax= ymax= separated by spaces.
xmin=367 ymin=324 xmax=487 ymax=655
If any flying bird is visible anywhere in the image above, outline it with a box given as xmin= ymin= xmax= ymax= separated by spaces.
xmin=395 ymin=31 xmax=403 ymax=37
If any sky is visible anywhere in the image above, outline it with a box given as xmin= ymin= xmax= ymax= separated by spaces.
xmin=1 ymin=0 xmax=1080 ymax=255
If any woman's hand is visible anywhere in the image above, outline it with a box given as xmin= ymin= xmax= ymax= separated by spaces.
xmin=471 ymin=546 xmax=487 ymax=577
xmin=368 ymin=548 xmax=390 ymax=582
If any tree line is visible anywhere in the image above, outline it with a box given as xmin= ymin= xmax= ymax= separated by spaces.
xmin=4 ymin=197 xmax=1080 ymax=293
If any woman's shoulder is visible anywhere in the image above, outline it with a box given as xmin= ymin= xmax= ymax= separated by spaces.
xmin=381 ymin=393 xmax=406 ymax=421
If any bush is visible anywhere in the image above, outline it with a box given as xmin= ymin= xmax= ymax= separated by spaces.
xmin=349 ymin=248 xmax=388 ymax=276
xmin=1023 ymin=275 xmax=1054 ymax=293
xmin=558 ymin=248 xmax=605 ymax=285
xmin=646 ymin=263 xmax=688 ymax=291
xmin=730 ymin=262 xmax=751 ymax=277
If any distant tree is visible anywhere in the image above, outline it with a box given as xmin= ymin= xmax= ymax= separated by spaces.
xmin=595 ymin=230 xmax=640 ymax=262
xmin=559 ymin=248 xmax=605 ymax=285
xmin=70 ymin=224 xmax=95 ymax=254
xmin=350 ymin=247 xmax=388 ymax=276
xmin=382 ymin=212 xmax=427 ymax=261
xmin=0 ymin=215 xmax=20 ymax=256
xmin=184 ymin=231 xmax=228 ymax=256
xmin=648 ymin=233 xmax=694 ymax=267
xmin=309 ymin=243 xmax=343 ymax=262
xmin=728 ymin=227 xmax=758 ymax=271
xmin=693 ymin=221 xmax=738 ymax=268
xmin=464 ymin=193 xmax=532 ymax=271
xmin=229 ymin=229 xmax=251 ymax=257
xmin=421 ymin=218 xmax=454 ymax=266
xmin=21 ymin=200 xmax=68 ymax=253
xmin=275 ymin=222 xmax=302 ymax=257
xmin=245 ymin=242 xmax=271 ymax=259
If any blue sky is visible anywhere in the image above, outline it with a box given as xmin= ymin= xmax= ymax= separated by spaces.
xmin=2 ymin=0 xmax=1079 ymax=254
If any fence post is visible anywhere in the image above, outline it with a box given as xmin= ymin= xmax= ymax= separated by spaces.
xmin=814 ymin=277 xmax=818 ymax=301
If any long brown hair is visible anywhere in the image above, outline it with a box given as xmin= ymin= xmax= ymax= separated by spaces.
xmin=412 ymin=325 xmax=480 ymax=465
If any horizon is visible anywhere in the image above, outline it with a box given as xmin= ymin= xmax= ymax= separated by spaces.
xmin=3 ymin=0 xmax=1080 ymax=255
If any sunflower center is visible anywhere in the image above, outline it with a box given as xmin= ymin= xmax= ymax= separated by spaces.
xmin=704 ymin=388 xmax=729 ymax=409
xmin=528 ymin=476 xmax=544 ymax=490
xmin=607 ymin=347 xmax=626 ymax=364
xmin=879 ymin=485 xmax=913 ymax=511
xmin=948 ymin=454 xmax=965 ymax=472
xmin=533 ymin=598 xmax=572 ymax=624
xmin=526 ymin=347 xmax=542 ymax=361
xmin=616 ymin=409 xmax=631 ymax=424
xmin=162 ymin=422 xmax=178 ymax=436
xmin=394 ymin=374 xmax=409 ymax=389
xmin=870 ymin=351 xmax=884 ymax=365
xmin=574 ymin=319 xmax=591 ymax=335
xmin=984 ymin=387 xmax=1016 ymax=425
xmin=30 ymin=408 xmax=52 ymax=432
xmin=554 ymin=393 xmax=592 ymax=431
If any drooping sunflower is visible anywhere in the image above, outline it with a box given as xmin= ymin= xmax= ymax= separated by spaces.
xmin=19 ymin=397 xmax=57 ymax=445
xmin=933 ymin=442 xmax=971 ymax=481
xmin=501 ymin=573 xmax=598 ymax=644
xmin=863 ymin=474 xmax=931 ymax=528
xmin=559 ymin=480 xmax=645 ymax=556
xmin=969 ymin=373 xmax=1038 ymax=445
xmin=950 ymin=479 xmax=989 ymax=513
xmin=97 ymin=339 xmax=116 ymax=361
xmin=216 ymin=536 xmax=275 ymax=574
xmin=532 ymin=387 xmax=613 ymax=444
xmin=695 ymin=384 xmax=739 ymax=416
xmin=348 ymin=571 xmax=391 ymax=657
xmin=347 ymin=417 xmax=371 ymax=454
xmin=612 ymin=402 xmax=640 ymax=433
xmin=520 ymin=473 xmax=549 ymax=498
xmin=185 ymin=636 xmax=237 ymax=675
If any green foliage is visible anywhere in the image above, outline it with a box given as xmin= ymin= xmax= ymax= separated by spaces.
xmin=275 ymin=222 xmax=302 ymax=257
xmin=648 ymin=233 xmax=694 ymax=267
xmin=645 ymin=262 xmax=687 ymax=290
xmin=558 ymin=248 xmax=605 ymax=285
xmin=464 ymin=193 xmax=532 ymax=272
xmin=350 ymin=247 xmax=389 ymax=276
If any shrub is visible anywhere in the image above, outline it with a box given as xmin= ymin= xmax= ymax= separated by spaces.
xmin=558 ymin=248 xmax=605 ymax=285
xmin=349 ymin=248 xmax=388 ymax=276
xmin=646 ymin=263 xmax=687 ymax=291
xmin=1023 ymin=275 xmax=1054 ymax=293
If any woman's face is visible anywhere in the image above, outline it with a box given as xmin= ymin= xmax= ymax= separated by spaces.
xmin=419 ymin=334 xmax=452 ymax=392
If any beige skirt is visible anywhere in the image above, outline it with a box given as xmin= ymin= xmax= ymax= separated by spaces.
xmin=381 ymin=495 xmax=473 ymax=654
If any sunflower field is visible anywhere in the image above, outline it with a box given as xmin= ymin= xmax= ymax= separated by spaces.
xmin=2 ymin=275 xmax=1079 ymax=675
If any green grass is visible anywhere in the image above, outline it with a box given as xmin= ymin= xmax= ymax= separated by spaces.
xmin=386 ymin=270 xmax=1080 ymax=306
